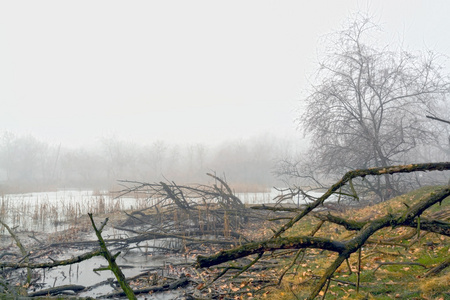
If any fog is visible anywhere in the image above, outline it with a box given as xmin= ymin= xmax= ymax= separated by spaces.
xmin=0 ymin=132 xmax=309 ymax=193
xmin=1 ymin=1 xmax=450 ymax=192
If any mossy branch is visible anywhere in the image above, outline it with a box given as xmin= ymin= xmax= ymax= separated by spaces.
xmin=196 ymin=236 xmax=347 ymax=268
xmin=88 ymin=213 xmax=137 ymax=300
xmin=315 ymin=213 xmax=450 ymax=236
xmin=272 ymin=162 xmax=450 ymax=238
xmin=195 ymin=163 xmax=450 ymax=299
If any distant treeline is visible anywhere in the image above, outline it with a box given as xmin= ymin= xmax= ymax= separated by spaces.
xmin=0 ymin=132 xmax=304 ymax=193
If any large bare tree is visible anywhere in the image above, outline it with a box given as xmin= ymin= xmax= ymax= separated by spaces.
xmin=300 ymin=16 xmax=450 ymax=200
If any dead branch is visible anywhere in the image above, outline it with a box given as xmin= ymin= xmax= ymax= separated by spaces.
xmin=196 ymin=236 xmax=346 ymax=268
xmin=27 ymin=284 xmax=86 ymax=297
xmin=423 ymin=256 xmax=450 ymax=277
xmin=0 ymin=220 xmax=31 ymax=283
xmin=426 ymin=114 xmax=450 ymax=125
xmin=308 ymin=185 xmax=450 ymax=300
xmin=88 ymin=213 xmax=136 ymax=300
xmin=196 ymin=186 xmax=450 ymax=269
xmin=206 ymin=172 xmax=245 ymax=209
xmin=315 ymin=213 xmax=450 ymax=236
xmin=250 ymin=204 xmax=304 ymax=212
xmin=160 ymin=181 xmax=191 ymax=211
xmin=103 ymin=274 xmax=190 ymax=298
xmin=195 ymin=163 xmax=450 ymax=299
xmin=272 ymin=162 xmax=450 ymax=239
xmin=117 ymin=174 xmax=257 ymax=236
xmin=277 ymin=220 xmax=325 ymax=284
xmin=310 ymin=274 xmax=366 ymax=288
xmin=0 ymin=249 xmax=103 ymax=269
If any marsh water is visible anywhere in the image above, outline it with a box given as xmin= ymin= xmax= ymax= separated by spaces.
xmin=2 ymin=188 xmax=304 ymax=298
xmin=0 ymin=187 xmax=339 ymax=298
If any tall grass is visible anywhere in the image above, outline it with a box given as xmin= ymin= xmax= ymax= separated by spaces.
xmin=0 ymin=190 xmax=148 ymax=233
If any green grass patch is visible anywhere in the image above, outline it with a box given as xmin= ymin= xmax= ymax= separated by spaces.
xmin=259 ymin=186 xmax=450 ymax=299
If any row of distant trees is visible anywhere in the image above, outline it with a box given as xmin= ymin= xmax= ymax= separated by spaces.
xmin=0 ymin=132 xmax=301 ymax=193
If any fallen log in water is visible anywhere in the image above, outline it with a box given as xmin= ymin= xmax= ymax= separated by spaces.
xmin=28 ymin=284 xmax=86 ymax=297
xmin=103 ymin=274 xmax=190 ymax=298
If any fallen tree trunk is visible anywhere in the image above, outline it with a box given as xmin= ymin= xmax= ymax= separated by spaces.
xmin=0 ymin=249 xmax=103 ymax=269
xmin=103 ymin=274 xmax=190 ymax=298
xmin=196 ymin=186 xmax=450 ymax=269
xmin=315 ymin=213 xmax=450 ymax=236
xmin=28 ymin=284 xmax=86 ymax=297
xmin=272 ymin=162 xmax=450 ymax=238
xmin=196 ymin=236 xmax=346 ymax=268
xmin=195 ymin=163 xmax=450 ymax=299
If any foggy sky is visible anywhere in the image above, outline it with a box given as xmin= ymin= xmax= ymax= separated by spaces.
xmin=1 ymin=1 xmax=449 ymax=147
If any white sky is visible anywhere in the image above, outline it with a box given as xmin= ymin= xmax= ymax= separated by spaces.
xmin=1 ymin=0 xmax=449 ymax=147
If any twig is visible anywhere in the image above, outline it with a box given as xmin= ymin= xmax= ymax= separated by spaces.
xmin=232 ymin=253 xmax=263 ymax=278
xmin=356 ymin=247 xmax=362 ymax=292
xmin=0 ymin=220 xmax=31 ymax=283
xmin=423 ymin=256 xmax=450 ymax=277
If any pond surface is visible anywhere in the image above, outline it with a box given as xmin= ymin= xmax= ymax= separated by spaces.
xmin=36 ymin=247 xmax=191 ymax=299
xmin=1 ymin=188 xmax=303 ymax=233
xmin=0 ymin=190 xmax=149 ymax=233
xmin=1 ymin=188 xmax=323 ymax=299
